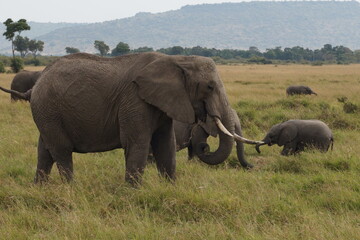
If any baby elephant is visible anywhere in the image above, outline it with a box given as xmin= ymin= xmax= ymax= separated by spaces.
xmin=10 ymin=70 xmax=41 ymax=101
xmin=286 ymin=85 xmax=317 ymax=96
xmin=256 ymin=120 xmax=333 ymax=155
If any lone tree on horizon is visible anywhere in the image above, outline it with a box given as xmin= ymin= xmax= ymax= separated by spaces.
xmin=65 ymin=47 xmax=80 ymax=54
xmin=94 ymin=40 xmax=110 ymax=56
xmin=3 ymin=18 xmax=31 ymax=59
xmin=111 ymin=42 xmax=130 ymax=56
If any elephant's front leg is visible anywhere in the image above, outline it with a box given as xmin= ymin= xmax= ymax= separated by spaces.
xmin=281 ymin=141 xmax=297 ymax=156
xmin=151 ymin=118 xmax=176 ymax=181
xmin=124 ymin=142 xmax=150 ymax=186
xmin=187 ymin=143 xmax=195 ymax=160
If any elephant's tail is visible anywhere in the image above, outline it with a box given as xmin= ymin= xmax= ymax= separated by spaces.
xmin=0 ymin=86 xmax=31 ymax=102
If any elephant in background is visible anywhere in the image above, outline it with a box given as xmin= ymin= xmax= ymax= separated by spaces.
xmin=0 ymin=52 xmax=261 ymax=185
xmin=256 ymin=120 xmax=333 ymax=156
xmin=286 ymin=85 xmax=317 ymax=96
xmin=10 ymin=70 xmax=41 ymax=101
xmin=173 ymin=109 xmax=254 ymax=169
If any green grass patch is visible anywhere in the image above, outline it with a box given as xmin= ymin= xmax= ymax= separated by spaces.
xmin=1 ymin=65 xmax=360 ymax=239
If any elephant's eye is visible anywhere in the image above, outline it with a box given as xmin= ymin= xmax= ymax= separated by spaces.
xmin=207 ymin=80 xmax=215 ymax=91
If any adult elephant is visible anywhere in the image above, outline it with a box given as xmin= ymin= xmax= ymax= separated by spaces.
xmin=0 ymin=52 xmax=261 ymax=185
xmin=255 ymin=120 xmax=333 ymax=155
xmin=174 ymin=109 xmax=254 ymax=168
xmin=286 ymin=85 xmax=317 ymax=96
xmin=10 ymin=70 xmax=41 ymax=101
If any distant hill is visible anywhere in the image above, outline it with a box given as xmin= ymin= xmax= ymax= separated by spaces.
xmin=1 ymin=1 xmax=360 ymax=55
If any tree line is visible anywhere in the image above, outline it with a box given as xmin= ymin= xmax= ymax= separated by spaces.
xmin=86 ymin=41 xmax=360 ymax=65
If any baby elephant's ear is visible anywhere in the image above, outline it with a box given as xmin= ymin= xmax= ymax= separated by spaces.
xmin=278 ymin=124 xmax=297 ymax=146
xmin=133 ymin=57 xmax=195 ymax=124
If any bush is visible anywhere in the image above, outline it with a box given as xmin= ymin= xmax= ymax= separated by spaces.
xmin=337 ymin=96 xmax=348 ymax=103
xmin=10 ymin=57 xmax=24 ymax=73
xmin=343 ymin=102 xmax=358 ymax=114
xmin=311 ymin=61 xmax=323 ymax=66
xmin=0 ymin=61 xmax=5 ymax=73
xmin=24 ymin=58 xmax=41 ymax=66
xmin=247 ymin=56 xmax=272 ymax=64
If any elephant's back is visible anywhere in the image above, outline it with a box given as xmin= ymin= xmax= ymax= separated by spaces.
xmin=295 ymin=120 xmax=332 ymax=140
xmin=286 ymin=85 xmax=304 ymax=94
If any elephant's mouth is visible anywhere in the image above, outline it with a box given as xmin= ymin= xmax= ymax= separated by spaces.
xmin=193 ymin=101 xmax=207 ymax=123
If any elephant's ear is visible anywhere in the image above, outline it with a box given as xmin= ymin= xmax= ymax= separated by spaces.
xmin=133 ymin=57 xmax=195 ymax=124
xmin=278 ymin=124 xmax=297 ymax=146
xmin=199 ymin=117 xmax=218 ymax=137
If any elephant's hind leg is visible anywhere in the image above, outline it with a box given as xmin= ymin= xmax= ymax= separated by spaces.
xmin=53 ymin=149 xmax=73 ymax=183
xmin=151 ymin=119 xmax=176 ymax=181
xmin=37 ymin=125 xmax=74 ymax=183
xmin=34 ymin=136 xmax=55 ymax=183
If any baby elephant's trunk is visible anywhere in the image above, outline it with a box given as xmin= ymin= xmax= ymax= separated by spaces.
xmin=255 ymin=142 xmax=268 ymax=153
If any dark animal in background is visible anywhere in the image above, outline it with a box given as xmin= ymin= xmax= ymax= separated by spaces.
xmin=286 ymin=85 xmax=317 ymax=96
xmin=256 ymin=120 xmax=333 ymax=155
xmin=10 ymin=70 xmax=41 ymax=101
xmin=0 ymin=52 xmax=261 ymax=185
xmin=173 ymin=109 xmax=257 ymax=169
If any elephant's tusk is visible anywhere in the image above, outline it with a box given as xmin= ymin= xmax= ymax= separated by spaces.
xmin=214 ymin=118 xmax=234 ymax=137
xmin=233 ymin=133 xmax=265 ymax=145
xmin=215 ymin=118 xmax=265 ymax=145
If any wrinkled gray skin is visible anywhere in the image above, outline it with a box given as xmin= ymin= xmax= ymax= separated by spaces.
xmin=10 ymin=71 xmax=41 ymax=101
xmin=256 ymin=120 xmax=333 ymax=155
xmin=1 ymin=52 xmax=240 ymax=185
xmin=173 ymin=109 xmax=253 ymax=168
xmin=286 ymin=85 xmax=317 ymax=96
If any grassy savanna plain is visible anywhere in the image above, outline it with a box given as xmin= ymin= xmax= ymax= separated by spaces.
xmin=0 ymin=64 xmax=360 ymax=239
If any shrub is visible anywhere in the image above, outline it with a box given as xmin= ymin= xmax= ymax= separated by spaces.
xmin=24 ymin=58 xmax=41 ymax=66
xmin=0 ymin=61 xmax=5 ymax=73
xmin=343 ymin=102 xmax=358 ymax=114
xmin=337 ymin=96 xmax=348 ymax=103
xmin=10 ymin=57 xmax=24 ymax=73
xmin=247 ymin=56 xmax=272 ymax=64
xmin=311 ymin=61 xmax=323 ymax=66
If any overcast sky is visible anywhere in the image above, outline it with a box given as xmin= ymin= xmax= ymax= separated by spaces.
xmin=1 ymin=0 xmax=254 ymax=23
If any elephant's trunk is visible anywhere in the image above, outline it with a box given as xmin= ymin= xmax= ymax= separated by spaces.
xmin=232 ymin=114 xmax=254 ymax=169
xmin=255 ymin=142 xmax=268 ymax=153
xmin=196 ymin=111 xmax=234 ymax=165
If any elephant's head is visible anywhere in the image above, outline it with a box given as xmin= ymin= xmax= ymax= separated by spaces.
xmin=256 ymin=122 xmax=297 ymax=153
xmin=134 ymin=54 xmax=259 ymax=165
xmin=304 ymin=86 xmax=317 ymax=95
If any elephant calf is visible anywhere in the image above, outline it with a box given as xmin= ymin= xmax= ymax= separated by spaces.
xmin=148 ymin=109 xmax=261 ymax=169
xmin=256 ymin=120 xmax=333 ymax=155
xmin=286 ymin=85 xmax=317 ymax=96
xmin=173 ymin=109 xmax=258 ymax=169
xmin=10 ymin=70 xmax=41 ymax=101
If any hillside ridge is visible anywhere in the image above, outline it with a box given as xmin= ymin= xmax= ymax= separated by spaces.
xmin=1 ymin=1 xmax=360 ymax=55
